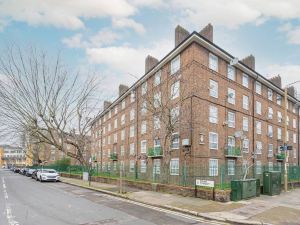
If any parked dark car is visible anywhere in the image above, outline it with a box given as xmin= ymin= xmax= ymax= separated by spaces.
xmin=22 ymin=168 xmax=29 ymax=175
xmin=14 ymin=168 xmax=20 ymax=173
xmin=31 ymin=170 xmax=40 ymax=180
xmin=26 ymin=169 xmax=36 ymax=177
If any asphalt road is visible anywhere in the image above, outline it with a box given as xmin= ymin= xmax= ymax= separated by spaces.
xmin=0 ymin=169 xmax=225 ymax=225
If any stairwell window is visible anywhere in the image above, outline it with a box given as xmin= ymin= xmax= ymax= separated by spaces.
xmin=153 ymin=115 xmax=161 ymax=129
xmin=209 ymin=53 xmax=218 ymax=72
xmin=121 ymin=114 xmax=125 ymax=125
xmin=278 ymin=128 xmax=282 ymax=140
xmin=256 ymin=141 xmax=262 ymax=154
xmin=129 ymin=160 xmax=135 ymax=173
xmin=154 ymin=70 xmax=161 ymax=86
xmin=256 ymin=161 xmax=262 ymax=174
xmin=141 ymin=140 xmax=147 ymax=154
xmin=243 ymin=95 xmax=249 ymax=110
xmin=209 ymin=105 xmax=218 ymax=124
xmin=268 ymin=107 xmax=273 ymax=119
xmin=243 ymin=139 xmax=249 ymax=153
xmin=268 ymin=144 xmax=273 ymax=157
xmin=130 ymin=109 xmax=135 ymax=121
xmin=171 ymin=81 xmax=180 ymax=99
xmin=121 ymin=129 xmax=125 ymax=141
xmin=141 ymin=82 xmax=147 ymax=95
xmin=228 ymin=160 xmax=235 ymax=176
xmin=256 ymin=121 xmax=262 ymax=134
xmin=209 ymin=79 xmax=218 ymax=98
xmin=171 ymin=55 xmax=180 ymax=75
xmin=141 ymin=121 xmax=147 ymax=134
xmin=131 ymin=91 xmax=135 ymax=103
xmin=242 ymin=74 xmax=249 ymax=88
xmin=228 ymin=112 xmax=235 ymax=128
xmin=268 ymin=88 xmax=273 ymax=101
xmin=268 ymin=125 xmax=273 ymax=138
xmin=227 ymin=64 xmax=235 ymax=81
xmin=255 ymin=81 xmax=262 ymax=95
xmin=243 ymin=117 xmax=249 ymax=132
xmin=154 ymin=92 xmax=161 ymax=108
xmin=227 ymin=88 xmax=236 ymax=105
xmin=209 ymin=132 xmax=218 ymax=150
xmin=130 ymin=143 xmax=135 ymax=155
xmin=171 ymin=132 xmax=179 ymax=149
xmin=130 ymin=125 xmax=135 ymax=137
xmin=170 ymin=158 xmax=179 ymax=175
xmin=140 ymin=160 xmax=147 ymax=173
xmin=277 ymin=111 xmax=282 ymax=123
xmin=209 ymin=159 xmax=218 ymax=176
xmin=256 ymin=101 xmax=262 ymax=115
xmin=277 ymin=94 xmax=282 ymax=105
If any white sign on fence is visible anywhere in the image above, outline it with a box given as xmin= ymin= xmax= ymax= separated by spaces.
xmin=195 ymin=179 xmax=214 ymax=188
xmin=83 ymin=172 xmax=89 ymax=181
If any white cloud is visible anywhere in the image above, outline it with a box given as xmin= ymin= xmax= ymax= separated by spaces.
xmin=277 ymin=23 xmax=300 ymax=45
xmin=0 ymin=0 xmax=137 ymax=30
xmin=169 ymin=0 xmax=300 ymax=29
xmin=112 ymin=17 xmax=145 ymax=34
xmin=86 ymin=39 xmax=172 ymax=77
xmin=62 ymin=29 xmax=121 ymax=49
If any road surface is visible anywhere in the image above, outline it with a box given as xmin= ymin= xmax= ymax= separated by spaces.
xmin=0 ymin=169 xmax=225 ymax=225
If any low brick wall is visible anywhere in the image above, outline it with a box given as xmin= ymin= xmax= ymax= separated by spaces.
xmin=60 ymin=173 xmax=231 ymax=202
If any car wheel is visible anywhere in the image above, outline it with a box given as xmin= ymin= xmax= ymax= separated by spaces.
xmin=40 ymin=177 xmax=43 ymax=182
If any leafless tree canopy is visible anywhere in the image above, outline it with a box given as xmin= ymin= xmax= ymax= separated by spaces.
xmin=0 ymin=45 xmax=101 ymax=166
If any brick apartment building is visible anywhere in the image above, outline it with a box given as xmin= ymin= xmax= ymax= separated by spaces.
xmin=90 ymin=24 xmax=299 ymax=182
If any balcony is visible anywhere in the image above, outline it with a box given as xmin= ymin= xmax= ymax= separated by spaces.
xmin=110 ymin=153 xmax=118 ymax=161
xmin=147 ymin=147 xmax=163 ymax=158
xmin=225 ymin=147 xmax=241 ymax=158
xmin=276 ymin=153 xmax=285 ymax=161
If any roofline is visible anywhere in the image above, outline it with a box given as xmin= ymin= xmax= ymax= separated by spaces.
xmin=93 ymin=31 xmax=299 ymax=124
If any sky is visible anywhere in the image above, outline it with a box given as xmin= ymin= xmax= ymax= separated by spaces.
xmin=1 ymin=0 xmax=300 ymax=101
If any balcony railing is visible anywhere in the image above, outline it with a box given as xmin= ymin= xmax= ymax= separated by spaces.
xmin=110 ymin=153 xmax=118 ymax=161
xmin=225 ymin=147 xmax=241 ymax=158
xmin=147 ymin=147 xmax=163 ymax=158
xmin=276 ymin=153 xmax=285 ymax=161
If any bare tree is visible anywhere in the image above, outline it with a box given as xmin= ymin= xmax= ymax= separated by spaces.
xmin=0 ymin=45 xmax=101 ymax=174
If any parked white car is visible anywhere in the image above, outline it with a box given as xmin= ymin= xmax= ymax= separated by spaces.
xmin=36 ymin=169 xmax=60 ymax=182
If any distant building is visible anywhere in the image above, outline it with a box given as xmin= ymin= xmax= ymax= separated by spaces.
xmin=0 ymin=145 xmax=26 ymax=167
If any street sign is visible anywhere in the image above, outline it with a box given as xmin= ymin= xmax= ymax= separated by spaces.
xmin=196 ymin=179 xmax=214 ymax=188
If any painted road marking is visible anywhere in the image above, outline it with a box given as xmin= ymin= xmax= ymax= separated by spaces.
xmin=2 ymin=177 xmax=19 ymax=225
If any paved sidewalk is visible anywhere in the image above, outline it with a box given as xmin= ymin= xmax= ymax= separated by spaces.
xmin=60 ymin=177 xmax=300 ymax=225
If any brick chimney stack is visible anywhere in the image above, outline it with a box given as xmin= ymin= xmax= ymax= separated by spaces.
xmin=175 ymin=25 xmax=190 ymax=47
xmin=269 ymin=75 xmax=282 ymax=88
xmin=199 ymin=23 xmax=213 ymax=42
xmin=241 ymin=55 xmax=255 ymax=70
xmin=145 ymin=55 xmax=159 ymax=73
xmin=119 ymin=84 xmax=129 ymax=96
xmin=287 ymin=86 xmax=296 ymax=97
xmin=103 ymin=101 xmax=111 ymax=110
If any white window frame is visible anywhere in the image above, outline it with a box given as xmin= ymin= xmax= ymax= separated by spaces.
xmin=141 ymin=140 xmax=147 ymax=154
xmin=171 ymin=55 xmax=180 ymax=75
xmin=227 ymin=88 xmax=236 ymax=105
xmin=171 ymin=132 xmax=180 ymax=149
xmin=171 ymin=81 xmax=180 ymax=99
xmin=243 ymin=117 xmax=249 ymax=132
xmin=228 ymin=111 xmax=235 ymax=128
xmin=209 ymin=105 xmax=218 ymax=124
xmin=256 ymin=141 xmax=262 ymax=154
xmin=227 ymin=64 xmax=235 ymax=81
xmin=243 ymin=95 xmax=249 ymax=110
xmin=228 ymin=160 xmax=235 ymax=176
xmin=242 ymin=74 xmax=249 ymax=88
xmin=209 ymin=159 xmax=218 ymax=176
xmin=209 ymin=53 xmax=218 ymax=72
xmin=256 ymin=101 xmax=262 ymax=115
xmin=154 ymin=70 xmax=161 ymax=86
xmin=170 ymin=158 xmax=179 ymax=175
xmin=209 ymin=132 xmax=218 ymax=150
xmin=268 ymin=88 xmax=273 ymax=101
xmin=209 ymin=79 xmax=218 ymax=98
xmin=256 ymin=121 xmax=262 ymax=134
xmin=255 ymin=81 xmax=262 ymax=95
xmin=141 ymin=121 xmax=147 ymax=134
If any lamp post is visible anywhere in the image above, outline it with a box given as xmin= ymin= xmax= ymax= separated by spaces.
xmin=283 ymin=80 xmax=300 ymax=192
